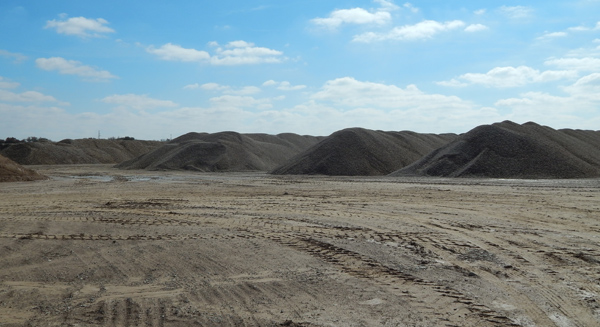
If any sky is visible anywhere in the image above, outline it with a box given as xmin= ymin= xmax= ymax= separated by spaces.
xmin=1 ymin=0 xmax=600 ymax=141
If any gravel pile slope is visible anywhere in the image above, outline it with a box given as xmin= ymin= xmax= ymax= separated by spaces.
xmin=270 ymin=128 xmax=457 ymax=176
xmin=0 ymin=155 xmax=47 ymax=182
xmin=115 ymin=132 xmax=324 ymax=172
xmin=390 ymin=121 xmax=600 ymax=178
xmin=0 ymin=139 xmax=163 ymax=165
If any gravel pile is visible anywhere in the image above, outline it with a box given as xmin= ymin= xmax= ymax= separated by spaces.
xmin=0 ymin=154 xmax=47 ymax=182
xmin=271 ymin=128 xmax=457 ymax=176
xmin=1 ymin=139 xmax=163 ymax=165
xmin=116 ymin=131 xmax=324 ymax=172
xmin=390 ymin=121 xmax=600 ymax=178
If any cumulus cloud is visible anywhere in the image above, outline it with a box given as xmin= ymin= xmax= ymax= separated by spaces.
xmin=498 ymin=6 xmax=533 ymax=19
xmin=0 ymin=89 xmax=68 ymax=105
xmin=312 ymin=9 xmax=391 ymax=29
xmin=0 ymin=49 xmax=27 ymax=63
xmin=353 ymin=20 xmax=465 ymax=42
xmin=44 ymin=15 xmax=115 ymax=38
xmin=493 ymin=73 xmax=600 ymax=126
xmin=184 ymin=83 xmax=261 ymax=95
xmin=545 ymin=57 xmax=600 ymax=72
xmin=311 ymin=0 xmax=396 ymax=29
xmin=567 ymin=21 xmax=600 ymax=32
xmin=375 ymin=0 xmax=400 ymax=11
xmin=562 ymin=73 xmax=600 ymax=99
xmin=537 ymin=22 xmax=600 ymax=41
xmin=147 ymin=41 xmax=285 ymax=65
xmin=464 ymin=24 xmax=488 ymax=32
xmin=311 ymin=77 xmax=473 ymax=111
xmin=0 ymin=77 xmax=20 ymax=89
xmin=537 ymin=31 xmax=568 ymax=40
xmin=211 ymin=41 xmax=285 ymax=65
xmin=146 ymin=43 xmax=211 ymax=62
xmin=403 ymin=3 xmax=419 ymax=13
xmin=101 ymin=94 xmax=178 ymax=110
xmin=35 ymin=57 xmax=118 ymax=82
xmin=209 ymin=95 xmax=275 ymax=110
xmin=263 ymin=80 xmax=306 ymax=91
xmin=437 ymin=66 xmax=578 ymax=88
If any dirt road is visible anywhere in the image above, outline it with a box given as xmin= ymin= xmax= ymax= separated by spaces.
xmin=1 ymin=165 xmax=599 ymax=326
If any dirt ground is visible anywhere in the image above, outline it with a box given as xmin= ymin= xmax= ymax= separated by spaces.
xmin=1 ymin=165 xmax=599 ymax=327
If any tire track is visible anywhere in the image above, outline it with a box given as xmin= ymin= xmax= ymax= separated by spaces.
xmin=263 ymin=234 xmax=519 ymax=327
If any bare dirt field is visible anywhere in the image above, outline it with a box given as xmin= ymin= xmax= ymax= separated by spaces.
xmin=1 ymin=165 xmax=599 ymax=326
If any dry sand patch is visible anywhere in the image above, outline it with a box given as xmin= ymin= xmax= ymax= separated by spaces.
xmin=0 ymin=165 xmax=599 ymax=326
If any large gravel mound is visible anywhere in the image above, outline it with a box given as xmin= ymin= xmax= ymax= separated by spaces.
xmin=390 ymin=121 xmax=600 ymax=178
xmin=115 ymin=132 xmax=324 ymax=172
xmin=0 ymin=155 xmax=47 ymax=182
xmin=270 ymin=128 xmax=457 ymax=176
xmin=0 ymin=139 xmax=163 ymax=165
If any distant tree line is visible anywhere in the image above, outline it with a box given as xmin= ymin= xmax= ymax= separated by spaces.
xmin=0 ymin=136 xmax=52 ymax=144
xmin=0 ymin=136 xmax=141 ymax=144
xmin=107 ymin=136 xmax=136 ymax=141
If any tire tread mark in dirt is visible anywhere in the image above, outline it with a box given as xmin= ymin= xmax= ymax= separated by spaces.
xmin=267 ymin=234 xmax=519 ymax=327
xmin=419 ymin=219 xmax=598 ymax=327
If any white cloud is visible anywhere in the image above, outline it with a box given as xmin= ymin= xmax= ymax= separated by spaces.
xmin=375 ymin=0 xmax=400 ymax=12
xmin=146 ymin=43 xmax=211 ymax=62
xmin=498 ymin=6 xmax=533 ymax=19
xmin=465 ymin=24 xmax=488 ymax=32
xmin=438 ymin=66 xmax=578 ymax=88
xmin=311 ymin=0 xmax=395 ymax=29
xmin=184 ymin=82 xmax=228 ymax=91
xmin=236 ymin=86 xmax=262 ymax=95
xmin=147 ymin=41 xmax=285 ymax=65
xmin=209 ymin=95 xmax=274 ymax=110
xmin=101 ymin=94 xmax=178 ymax=110
xmin=185 ymin=83 xmax=262 ymax=95
xmin=35 ymin=57 xmax=118 ymax=82
xmin=353 ymin=20 xmax=466 ymax=42
xmin=226 ymin=40 xmax=255 ymax=48
xmin=562 ymin=73 xmax=600 ymax=99
xmin=403 ymin=3 xmax=419 ymax=13
xmin=474 ymin=9 xmax=486 ymax=15
xmin=0 ymin=89 xmax=68 ymax=105
xmin=545 ymin=57 xmax=600 ymax=72
xmin=312 ymin=8 xmax=391 ymax=29
xmin=211 ymin=42 xmax=284 ymax=65
xmin=44 ymin=15 xmax=115 ymax=38
xmin=311 ymin=77 xmax=473 ymax=110
xmin=567 ymin=21 xmax=600 ymax=32
xmin=493 ymin=75 xmax=600 ymax=128
xmin=435 ymin=79 xmax=468 ymax=87
xmin=263 ymin=80 xmax=306 ymax=91
xmin=537 ymin=31 xmax=568 ymax=40
xmin=0 ymin=49 xmax=27 ymax=63
xmin=0 ymin=77 xmax=20 ymax=89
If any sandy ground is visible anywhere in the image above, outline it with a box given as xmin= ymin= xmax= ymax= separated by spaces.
xmin=1 ymin=165 xmax=599 ymax=327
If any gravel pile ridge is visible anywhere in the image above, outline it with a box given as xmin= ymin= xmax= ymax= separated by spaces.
xmin=390 ymin=121 xmax=600 ymax=178
xmin=0 ymin=154 xmax=47 ymax=182
xmin=115 ymin=131 xmax=324 ymax=172
xmin=0 ymin=139 xmax=163 ymax=165
xmin=270 ymin=127 xmax=457 ymax=176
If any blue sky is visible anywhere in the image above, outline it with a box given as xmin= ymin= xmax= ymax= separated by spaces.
xmin=1 ymin=0 xmax=600 ymax=140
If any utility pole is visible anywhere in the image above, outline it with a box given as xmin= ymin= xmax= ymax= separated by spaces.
xmin=98 ymin=130 xmax=101 ymax=139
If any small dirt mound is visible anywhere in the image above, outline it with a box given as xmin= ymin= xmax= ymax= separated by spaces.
xmin=270 ymin=128 xmax=457 ymax=176
xmin=115 ymin=132 xmax=324 ymax=172
xmin=390 ymin=121 xmax=600 ymax=178
xmin=0 ymin=155 xmax=47 ymax=182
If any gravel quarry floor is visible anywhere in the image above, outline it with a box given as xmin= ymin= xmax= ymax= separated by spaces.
xmin=1 ymin=165 xmax=599 ymax=326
